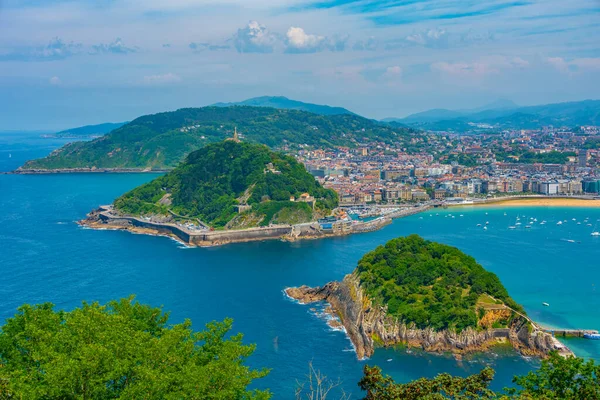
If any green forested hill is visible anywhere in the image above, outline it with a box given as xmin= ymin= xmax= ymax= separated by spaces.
xmin=356 ymin=235 xmax=523 ymax=332
xmin=21 ymin=106 xmax=413 ymax=170
xmin=114 ymin=141 xmax=338 ymax=228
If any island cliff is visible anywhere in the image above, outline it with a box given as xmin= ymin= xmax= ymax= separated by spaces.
xmin=286 ymin=236 xmax=571 ymax=360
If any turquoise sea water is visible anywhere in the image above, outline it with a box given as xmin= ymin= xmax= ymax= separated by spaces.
xmin=1 ymin=133 xmax=599 ymax=398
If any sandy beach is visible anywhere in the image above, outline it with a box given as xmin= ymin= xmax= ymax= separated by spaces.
xmin=472 ymin=197 xmax=600 ymax=208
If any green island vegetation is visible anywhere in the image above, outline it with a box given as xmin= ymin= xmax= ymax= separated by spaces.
xmin=0 ymin=297 xmax=270 ymax=400
xmin=1 ymin=298 xmax=597 ymax=399
xmin=355 ymin=235 xmax=523 ymax=332
xmin=113 ymin=140 xmax=338 ymax=228
xmin=22 ymin=106 xmax=414 ymax=170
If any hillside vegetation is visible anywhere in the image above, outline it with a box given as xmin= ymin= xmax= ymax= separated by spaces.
xmin=22 ymin=106 xmax=413 ymax=170
xmin=356 ymin=235 xmax=523 ymax=332
xmin=114 ymin=141 xmax=338 ymax=228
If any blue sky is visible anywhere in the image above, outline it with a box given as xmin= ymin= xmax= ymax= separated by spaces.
xmin=0 ymin=0 xmax=599 ymax=130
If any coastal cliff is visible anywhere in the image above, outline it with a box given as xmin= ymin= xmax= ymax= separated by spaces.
xmin=286 ymin=235 xmax=572 ymax=360
xmin=286 ymin=273 xmax=567 ymax=359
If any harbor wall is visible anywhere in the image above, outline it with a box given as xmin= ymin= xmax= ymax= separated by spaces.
xmin=191 ymin=226 xmax=292 ymax=245
xmin=98 ymin=213 xmax=191 ymax=243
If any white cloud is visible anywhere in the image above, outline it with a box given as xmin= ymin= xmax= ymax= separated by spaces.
xmin=49 ymin=76 xmax=61 ymax=85
xmin=91 ymin=38 xmax=137 ymax=54
xmin=232 ymin=21 xmax=279 ymax=53
xmin=143 ymin=73 xmax=182 ymax=85
xmin=384 ymin=66 xmax=402 ymax=77
xmin=0 ymin=37 xmax=83 ymax=61
xmin=285 ymin=27 xmax=326 ymax=53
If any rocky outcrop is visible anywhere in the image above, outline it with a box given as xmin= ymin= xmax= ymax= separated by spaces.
xmin=286 ymin=273 xmax=568 ymax=359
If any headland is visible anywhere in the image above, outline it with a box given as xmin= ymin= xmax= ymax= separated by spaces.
xmin=285 ymin=235 xmax=587 ymax=360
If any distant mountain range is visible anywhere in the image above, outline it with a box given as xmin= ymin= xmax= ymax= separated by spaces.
xmin=386 ymin=99 xmax=600 ymax=131
xmin=212 ymin=96 xmax=356 ymax=116
xmin=52 ymin=122 xmax=127 ymax=138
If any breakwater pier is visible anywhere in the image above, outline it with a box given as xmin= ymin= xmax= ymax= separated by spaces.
xmin=542 ymin=328 xmax=599 ymax=338
xmin=82 ymin=203 xmax=432 ymax=247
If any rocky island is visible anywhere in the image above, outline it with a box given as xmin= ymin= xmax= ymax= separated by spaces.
xmin=286 ymin=235 xmax=571 ymax=359
xmin=80 ymin=140 xmax=344 ymax=246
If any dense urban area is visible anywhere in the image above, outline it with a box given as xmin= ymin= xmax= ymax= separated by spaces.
xmin=294 ymin=125 xmax=600 ymax=205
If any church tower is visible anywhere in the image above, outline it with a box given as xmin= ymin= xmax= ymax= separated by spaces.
xmin=227 ymin=127 xmax=241 ymax=142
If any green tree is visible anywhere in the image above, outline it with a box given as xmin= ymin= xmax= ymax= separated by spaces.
xmin=0 ymin=297 xmax=270 ymax=400
xmin=358 ymin=365 xmax=496 ymax=400
xmin=508 ymin=351 xmax=600 ymax=399
xmin=357 ymin=352 xmax=600 ymax=399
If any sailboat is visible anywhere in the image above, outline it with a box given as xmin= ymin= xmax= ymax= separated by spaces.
xmin=591 ymin=222 xmax=600 ymax=237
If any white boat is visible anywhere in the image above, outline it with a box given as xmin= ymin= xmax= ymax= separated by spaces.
xmin=516 ymin=222 xmax=522 ymax=226
xmin=525 ymin=225 xmax=531 ymax=229
xmin=543 ymin=302 xmax=550 ymax=307
xmin=477 ymin=224 xmax=482 ymax=227
xmin=483 ymin=226 xmax=487 ymax=230
xmin=509 ymin=226 xmax=516 ymax=229
xmin=540 ymin=221 xmax=546 ymax=225
xmin=592 ymin=232 xmax=600 ymax=237
xmin=485 ymin=221 xmax=489 ymax=225
xmin=557 ymin=221 xmax=563 ymax=225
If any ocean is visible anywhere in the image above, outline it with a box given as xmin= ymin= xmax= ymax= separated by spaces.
xmin=1 ymin=132 xmax=599 ymax=398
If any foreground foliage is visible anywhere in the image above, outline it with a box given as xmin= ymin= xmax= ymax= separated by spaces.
xmin=359 ymin=365 xmax=496 ymax=400
xmin=358 ymin=351 xmax=600 ymax=399
xmin=356 ymin=235 xmax=523 ymax=332
xmin=0 ymin=297 xmax=270 ymax=400
xmin=114 ymin=141 xmax=337 ymax=227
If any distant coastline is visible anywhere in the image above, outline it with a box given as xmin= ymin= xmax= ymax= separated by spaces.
xmin=12 ymin=168 xmax=170 ymax=174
